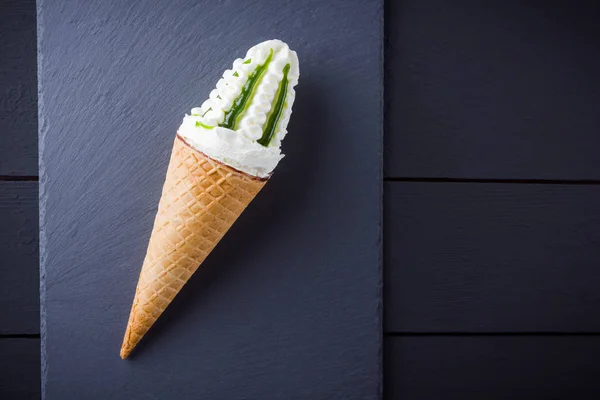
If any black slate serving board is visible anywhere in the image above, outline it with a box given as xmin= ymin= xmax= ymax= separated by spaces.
xmin=39 ymin=0 xmax=382 ymax=398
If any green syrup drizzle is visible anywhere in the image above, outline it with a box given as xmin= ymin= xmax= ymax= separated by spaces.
xmin=257 ymin=63 xmax=290 ymax=147
xmin=195 ymin=121 xmax=214 ymax=129
xmin=219 ymin=49 xmax=273 ymax=130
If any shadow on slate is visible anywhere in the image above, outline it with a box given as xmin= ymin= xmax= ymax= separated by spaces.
xmin=38 ymin=0 xmax=382 ymax=399
xmin=132 ymin=78 xmax=326 ymax=359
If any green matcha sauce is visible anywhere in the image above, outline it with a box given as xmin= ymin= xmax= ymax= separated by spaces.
xmin=197 ymin=48 xmax=293 ymax=148
xmin=195 ymin=121 xmax=215 ymax=129
xmin=219 ymin=50 xmax=273 ymax=130
xmin=257 ymin=63 xmax=290 ymax=147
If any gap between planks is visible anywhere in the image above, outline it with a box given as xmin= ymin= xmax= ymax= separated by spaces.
xmin=384 ymin=177 xmax=600 ymax=185
xmin=385 ymin=332 xmax=600 ymax=337
xmin=0 ymin=176 xmax=39 ymax=181
xmin=0 ymin=334 xmax=40 ymax=339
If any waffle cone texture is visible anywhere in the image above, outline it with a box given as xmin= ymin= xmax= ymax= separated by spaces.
xmin=120 ymin=135 xmax=266 ymax=359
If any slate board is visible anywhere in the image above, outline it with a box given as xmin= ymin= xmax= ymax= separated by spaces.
xmin=38 ymin=0 xmax=382 ymax=399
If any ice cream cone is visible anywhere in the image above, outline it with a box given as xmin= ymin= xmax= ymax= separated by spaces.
xmin=120 ymin=135 xmax=266 ymax=359
xmin=121 ymin=39 xmax=299 ymax=358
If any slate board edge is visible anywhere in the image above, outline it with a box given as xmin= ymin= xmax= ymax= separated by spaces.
xmin=376 ymin=0 xmax=384 ymax=397
xmin=37 ymin=0 xmax=48 ymax=397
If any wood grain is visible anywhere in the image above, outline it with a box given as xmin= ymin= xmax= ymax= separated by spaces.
xmin=0 ymin=339 xmax=40 ymax=399
xmin=386 ymin=335 xmax=600 ymax=400
xmin=0 ymin=0 xmax=37 ymax=176
xmin=385 ymin=0 xmax=600 ymax=180
xmin=0 ymin=182 xmax=39 ymax=334
xmin=385 ymin=182 xmax=600 ymax=333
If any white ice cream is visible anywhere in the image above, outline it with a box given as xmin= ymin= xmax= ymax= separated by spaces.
xmin=178 ymin=40 xmax=300 ymax=178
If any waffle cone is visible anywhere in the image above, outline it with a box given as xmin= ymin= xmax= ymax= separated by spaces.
xmin=120 ymin=135 xmax=267 ymax=359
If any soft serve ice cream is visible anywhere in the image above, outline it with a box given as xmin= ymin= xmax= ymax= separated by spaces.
xmin=178 ymin=39 xmax=300 ymax=178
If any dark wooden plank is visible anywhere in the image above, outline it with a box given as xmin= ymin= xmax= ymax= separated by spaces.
xmin=0 ymin=0 xmax=37 ymax=176
xmin=39 ymin=0 xmax=382 ymax=398
xmin=385 ymin=182 xmax=600 ymax=332
xmin=0 ymin=339 xmax=40 ymax=399
xmin=0 ymin=182 xmax=39 ymax=334
xmin=386 ymin=335 xmax=600 ymax=400
xmin=385 ymin=0 xmax=600 ymax=180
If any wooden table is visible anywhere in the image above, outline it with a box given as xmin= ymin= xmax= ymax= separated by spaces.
xmin=3 ymin=0 xmax=600 ymax=398
xmin=0 ymin=1 xmax=40 ymax=398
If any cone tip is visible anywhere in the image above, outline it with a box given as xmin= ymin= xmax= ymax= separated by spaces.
xmin=120 ymin=343 xmax=131 ymax=359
